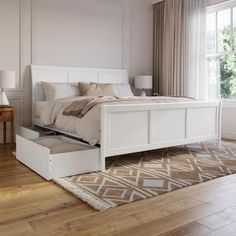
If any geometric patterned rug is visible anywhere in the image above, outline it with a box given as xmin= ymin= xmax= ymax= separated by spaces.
xmin=54 ymin=141 xmax=236 ymax=211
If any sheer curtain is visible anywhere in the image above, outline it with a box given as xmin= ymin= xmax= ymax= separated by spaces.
xmin=153 ymin=0 xmax=207 ymax=100
xmin=181 ymin=0 xmax=207 ymax=100
xmin=162 ymin=0 xmax=183 ymax=96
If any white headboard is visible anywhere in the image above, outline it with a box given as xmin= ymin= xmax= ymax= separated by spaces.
xmin=31 ymin=65 xmax=129 ymax=124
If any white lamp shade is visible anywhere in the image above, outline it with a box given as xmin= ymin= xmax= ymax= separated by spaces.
xmin=135 ymin=75 xmax=152 ymax=89
xmin=0 ymin=71 xmax=15 ymax=89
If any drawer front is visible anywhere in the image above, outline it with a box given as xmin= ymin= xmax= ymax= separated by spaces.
xmin=0 ymin=111 xmax=12 ymax=122
xmin=51 ymin=149 xmax=100 ymax=178
xmin=16 ymin=135 xmax=51 ymax=180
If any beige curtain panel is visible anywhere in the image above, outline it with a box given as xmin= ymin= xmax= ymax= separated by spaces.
xmin=153 ymin=0 xmax=207 ymax=99
xmin=153 ymin=2 xmax=164 ymax=96
xmin=162 ymin=0 xmax=183 ymax=97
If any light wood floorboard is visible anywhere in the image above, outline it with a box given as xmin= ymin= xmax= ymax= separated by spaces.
xmin=1 ymin=144 xmax=236 ymax=236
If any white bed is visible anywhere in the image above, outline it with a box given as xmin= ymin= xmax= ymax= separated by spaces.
xmin=31 ymin=65 xmax=222 ymax=171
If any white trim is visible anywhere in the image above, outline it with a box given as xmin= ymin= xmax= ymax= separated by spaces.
xmin=208 ymin=0 xmax=236 ymax=13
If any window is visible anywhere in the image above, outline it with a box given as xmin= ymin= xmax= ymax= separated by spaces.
xmin=207 ymin=2 xmax=236 ymax=99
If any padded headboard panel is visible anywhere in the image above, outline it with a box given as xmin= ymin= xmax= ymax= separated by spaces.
xmin=31 ymin=65 xmax=129 ymax=122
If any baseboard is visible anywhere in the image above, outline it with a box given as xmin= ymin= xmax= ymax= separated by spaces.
xmin=222 ymin=132 xmax=236 ymax=141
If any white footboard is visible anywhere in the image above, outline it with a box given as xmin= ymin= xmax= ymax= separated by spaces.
xmin=100 ymin=101 xmax=222 ymax=171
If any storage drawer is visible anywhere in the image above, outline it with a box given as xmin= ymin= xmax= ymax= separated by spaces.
xmin=16 ymin=135 xmax=100 ymax=180
xmin=0 ymin=111 xmax=12 ymax=122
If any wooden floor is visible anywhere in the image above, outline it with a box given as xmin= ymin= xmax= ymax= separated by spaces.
xmin=1 ymin=145 xmax=236 ymax=236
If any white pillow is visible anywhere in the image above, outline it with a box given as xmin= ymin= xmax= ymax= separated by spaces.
xmin=114 ymin=84 xmax=134 ymax=97
xmin=70 ymin=83 xmax=80 ymax=96
xmin=41 ymin=82 xmax=79 ymax=101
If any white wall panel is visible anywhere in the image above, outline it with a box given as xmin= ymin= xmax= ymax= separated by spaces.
xmin=32 ymin=0 xmax=124 ymax=68
xmin=0 ymin=0 xmax=153 ymax=142
xmin=0 ymin=0 xmax=20 ymax=88
xmin=130 ymin=5 xmax=153 ymax=82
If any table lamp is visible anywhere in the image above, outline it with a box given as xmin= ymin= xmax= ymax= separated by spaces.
xmin=0 ymin=71 xmax=15 ymax=106
xmin=135 ymin=75 xmax=152 ymax=96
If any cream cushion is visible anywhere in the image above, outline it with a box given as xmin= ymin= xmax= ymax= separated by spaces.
xmin=41 ymin=82 xmax=80 ymax=101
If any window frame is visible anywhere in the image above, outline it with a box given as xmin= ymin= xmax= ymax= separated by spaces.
xmin=207 ymin=0 xmax=236 ymax=100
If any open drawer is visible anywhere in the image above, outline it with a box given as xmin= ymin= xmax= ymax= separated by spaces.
xmin=16 ymin=131 xmax=100 ymax=180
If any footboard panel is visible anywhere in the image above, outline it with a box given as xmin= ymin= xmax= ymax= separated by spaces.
xmin=100 ymin=101 xmax=221 ymax=170
xmin=108 ymin=110 xmax=150 ymax=149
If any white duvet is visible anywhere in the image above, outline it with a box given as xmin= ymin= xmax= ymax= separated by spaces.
xmin=35 ymin=96 xmax=196 ymax=145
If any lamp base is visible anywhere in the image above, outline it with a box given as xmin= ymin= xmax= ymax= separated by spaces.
xmin=140 ymin=90 xmax=146 ymax=97
xmin=0 ymin=90 xmax=9 ymax=106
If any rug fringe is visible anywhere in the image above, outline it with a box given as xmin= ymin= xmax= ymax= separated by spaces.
xmin=54 ymin=178 xmax=111 ymax=211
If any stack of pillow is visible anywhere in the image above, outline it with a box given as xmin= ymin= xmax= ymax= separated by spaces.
xmin=41 ymin=82 xmax=134 ymax=101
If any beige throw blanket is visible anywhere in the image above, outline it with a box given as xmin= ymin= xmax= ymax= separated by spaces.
xmin=63 ymin=96 xmax=120 ymax=118
xmin=62 ymin=96 xmax=195 ymax=118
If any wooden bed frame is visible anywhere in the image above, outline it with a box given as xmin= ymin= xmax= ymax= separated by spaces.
xmin=31 ymin=65 xmax=222 ymax=171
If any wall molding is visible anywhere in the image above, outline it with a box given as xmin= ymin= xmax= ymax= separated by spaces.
xmin=0 ymin=0 xmax=153 ymax=141
xmin=129 ymin=4 xmax=153 ymax=81
xmin=19 ymin=0 xmax=23 ymax=90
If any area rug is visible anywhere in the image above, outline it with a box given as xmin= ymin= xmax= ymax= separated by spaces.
xmin=54 ymin=141 xmax=236 ymax=211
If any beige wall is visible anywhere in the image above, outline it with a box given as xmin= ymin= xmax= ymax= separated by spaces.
xmin=0 ymin=0 xmax=153 ymax=141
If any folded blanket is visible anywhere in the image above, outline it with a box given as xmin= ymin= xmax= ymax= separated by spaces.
xmin=62 ymin=96 xmax=195 ymax=118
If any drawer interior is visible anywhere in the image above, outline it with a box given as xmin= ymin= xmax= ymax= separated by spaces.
xmin=20 ymin=126 xmax=57 ymax=139
xmin=33 ymin=136 xmax=96 ymax=154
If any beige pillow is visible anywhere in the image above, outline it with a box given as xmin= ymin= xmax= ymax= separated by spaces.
xmin=41 ymin=82 xmax=79 ymax=101
xmin=78 ymin=82 xmax=117 ymax=96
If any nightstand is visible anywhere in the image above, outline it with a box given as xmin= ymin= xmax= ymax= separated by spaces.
xmin=0 ymin=106 xmax=14 ymax=146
